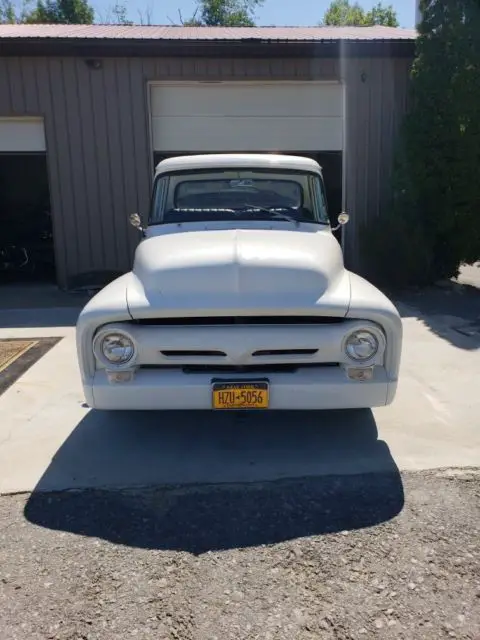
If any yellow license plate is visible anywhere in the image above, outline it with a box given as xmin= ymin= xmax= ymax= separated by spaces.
xmin=212 ymin=381 xmax=269 ymax=410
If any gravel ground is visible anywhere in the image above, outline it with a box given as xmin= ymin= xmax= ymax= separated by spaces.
xmin=1 ymin=470 xmax=479 ymax=640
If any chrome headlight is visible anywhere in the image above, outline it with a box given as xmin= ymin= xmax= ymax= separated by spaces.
xmin=345 ymin=330 xmax=379 ymax=361
xmin=94 ymin=331 xmax=135 ymax=366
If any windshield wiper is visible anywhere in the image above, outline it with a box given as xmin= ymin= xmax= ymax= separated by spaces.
xmin=240 ymin=204 xmax=298 ymax=225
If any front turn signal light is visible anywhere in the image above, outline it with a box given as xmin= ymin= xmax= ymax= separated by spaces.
xmin=106 ymin=369 xmax=136 ymax=384
xmin=345 ymin=366 xmax=374 ymax=382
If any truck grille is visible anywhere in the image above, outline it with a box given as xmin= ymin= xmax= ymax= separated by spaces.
xmin=133 ymin=316 xmax=345 ymax=326
xmin=140 ymin=363 xmax=339 ymax=374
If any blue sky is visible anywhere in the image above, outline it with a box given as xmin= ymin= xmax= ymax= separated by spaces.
xmin=94 ymin=1 xmax=416 ymax=28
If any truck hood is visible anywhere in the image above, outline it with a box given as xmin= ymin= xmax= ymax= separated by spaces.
xmin=127 ymin=228 xmax=351 ymax=317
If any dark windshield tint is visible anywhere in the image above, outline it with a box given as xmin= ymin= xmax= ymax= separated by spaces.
xmin=150 ymin=168 xmax=329 ymax=225
xmin=174 ymin=179 xmax=303 ymax=210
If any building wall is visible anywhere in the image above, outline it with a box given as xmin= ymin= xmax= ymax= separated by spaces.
xmin=343 ymin=56 xmax=411 ymax=266
xmin=0 ymin=54 xmax=411 ymax=288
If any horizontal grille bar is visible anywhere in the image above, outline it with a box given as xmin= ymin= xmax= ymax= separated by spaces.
xmin=133 ymin=316 xmax=345 ymax=326
xmin=252 ymin=349 xmax=318 ymax=357
xmin=160 ymin=350 xmax=226 ymax=357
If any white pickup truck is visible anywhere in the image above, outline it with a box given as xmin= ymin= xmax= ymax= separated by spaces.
xmin=76 ymin=154 xmax=402 ymax=411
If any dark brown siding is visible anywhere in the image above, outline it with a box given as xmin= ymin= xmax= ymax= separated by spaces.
xmin=0 ymin=54 xmax=411 ymax=287
xmin=343 ymin=56 xmax=412 ymax=265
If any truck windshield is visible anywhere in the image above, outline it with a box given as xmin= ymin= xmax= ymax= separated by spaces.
xmin=149 ymin=168 xmax=329 ymax=225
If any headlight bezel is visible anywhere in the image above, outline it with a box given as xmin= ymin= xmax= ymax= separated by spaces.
xmin=343 ymin=328 xmax=383 ymax=364
xmin=93 ymin=328 xmax=137 ymax=369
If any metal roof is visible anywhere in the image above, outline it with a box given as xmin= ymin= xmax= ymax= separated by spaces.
xmin=0 ymin=24 xmax=416 ymax=42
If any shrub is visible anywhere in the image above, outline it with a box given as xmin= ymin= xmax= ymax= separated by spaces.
xmin=361 ymin=0 xmax=480 ymax=288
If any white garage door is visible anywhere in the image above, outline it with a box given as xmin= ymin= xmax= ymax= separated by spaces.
xmin=150 ymin=82 xmax=344 ymax=152
xmin=0 ymin=117 xmax=46 ymax=152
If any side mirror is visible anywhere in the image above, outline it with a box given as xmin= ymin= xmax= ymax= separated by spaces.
xmin=331 ymin=212 xmax=350 ymax=232
xmin=129 ymin=213 xmax=143 ymax=231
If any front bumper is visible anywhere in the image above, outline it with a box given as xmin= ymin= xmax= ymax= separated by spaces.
xmin=84 ymin=366 xmax=397 ymax=411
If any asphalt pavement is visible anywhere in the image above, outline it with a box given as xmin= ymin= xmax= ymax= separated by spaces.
xmin=1 ymin=471 xmax=479 ymax=640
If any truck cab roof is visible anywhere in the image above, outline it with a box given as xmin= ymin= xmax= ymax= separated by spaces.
xmin=154 ymin=154 xmax=323 ymax=176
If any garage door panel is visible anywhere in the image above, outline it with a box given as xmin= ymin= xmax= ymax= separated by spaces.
xmin=0 ymin=117 xmax=46 ymax=152
xmin=150 ymin=82 xmax=344 ymax=153
xmin=151 ymin=83 xmax=344 ymax=118
xmin=152 ymin=116 xmax=343 ymax=152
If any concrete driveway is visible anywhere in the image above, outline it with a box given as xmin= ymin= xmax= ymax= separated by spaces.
xmin=0 ymin=289 xmax=479 ymax=495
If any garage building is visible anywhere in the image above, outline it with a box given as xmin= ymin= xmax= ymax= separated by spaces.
xmin=0 ymin=24 xmax=415 ymax=289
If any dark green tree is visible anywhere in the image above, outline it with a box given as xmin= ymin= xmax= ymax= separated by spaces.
xmin=1 ymin=0 xmax=34 ymax=23
xmin=26 ymin=0 xmax=94 ymax=23
xmin=366 ymin=2 xmax=398 ymax=26
xmin=0 ymin=0 xmax=16 ymax=22
xmin=184 ymin=0 xmax=264 ymax=27
xmin=362 ymin=0 xmax=480 ymax=287
xmin=109 ymin=2 xmax=133 ymax=24
xmin=323 ymin=0 xmax=398 ymax=27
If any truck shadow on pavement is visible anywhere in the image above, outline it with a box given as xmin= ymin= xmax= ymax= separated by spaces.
xmin=24 ymin=409 xmax=404 ymax=554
